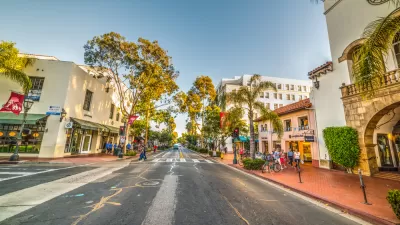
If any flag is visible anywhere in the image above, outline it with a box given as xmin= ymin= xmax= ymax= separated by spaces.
xmin=128 ymin=115 xmax=139 ymax=125
xmin=0 ymin=92 xmax=25 ymax=115
xmin=220 ymin=112 xmax=227 ymax=128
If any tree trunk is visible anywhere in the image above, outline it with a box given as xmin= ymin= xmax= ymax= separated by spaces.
xmin=249 ymin=111 xmax=255 ymax=159
xmin=145 ymin=108 xmax=149 ymax=146
xmin=123 ymin=122 xmax=130 ymax=154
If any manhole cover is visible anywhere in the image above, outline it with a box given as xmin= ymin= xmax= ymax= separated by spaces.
xmin=137 ymin=180 xmax=160 ymax=187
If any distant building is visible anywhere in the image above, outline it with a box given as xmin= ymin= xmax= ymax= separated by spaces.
xmin=217 ymin=74 xmax=312 ymax=153
xmin=0 ymin=54 xmax=130 ymax=158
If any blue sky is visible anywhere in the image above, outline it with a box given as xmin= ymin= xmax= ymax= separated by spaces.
xmin=0 ymin=0 xmax=331 ymax=135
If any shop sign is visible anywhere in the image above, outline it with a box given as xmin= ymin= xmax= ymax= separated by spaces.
xmin=46 ymin=106 xmax=61 ymax=115
xmin=304 ymin=136 xmax=314 ymax=142
xmin=65 ymin=121 xmax=73 ymax=129
xmin=289 ymin=134 xmax=304 ymax=138
xmin=261 ymin=137 xmax=268 ymax=140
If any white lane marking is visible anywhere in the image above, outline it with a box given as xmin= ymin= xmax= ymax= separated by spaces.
xmin=0 ymin=163 xmax=97 ymax=182
xmin=192 ymin=159 xmax=200 ymax=163
xmin=180 ymin=158 xmax=186 ymax=162
xmin=142 ymin=175 xmax=178 ymax=225
xmin=166 ymin=158 xmax=173 ymax=162
xmin=152 ymin=159 xmax=160 ymax=162
xmin=0 ymin=172 xmax=35 ymax=175
xmin=205 ymin=160 xmax=213 ymax=164
xmin=0 ymin=162 xmax=129 ymax=222
xmin=130 ymin=168 xmax=143 ymax=173
xmin=0 ymin=168 xmax=11 ymax=170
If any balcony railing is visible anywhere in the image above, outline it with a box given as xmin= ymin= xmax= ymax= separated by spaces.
xmin=285 ymin=127 xmax=292 ymax=132
xmin=298 ymin=126 xmax=309 ymax=131
xmin=341 ymin=69 xmax=400 ymax=97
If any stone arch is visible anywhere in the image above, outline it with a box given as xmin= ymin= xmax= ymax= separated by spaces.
xmin=338 ymin=38 xmax=366 ymax=63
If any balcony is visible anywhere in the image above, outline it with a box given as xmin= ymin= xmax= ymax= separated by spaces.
xmin=284 ymin=127 xmax=292 ymax=132
xmin=298 ymin=125 xmax=309 ymax=131
xmin=341 ymin=69 xmax=400 ymax=97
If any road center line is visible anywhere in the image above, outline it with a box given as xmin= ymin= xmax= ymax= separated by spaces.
xmin=142 ymin=175 xmax=178 ymax=225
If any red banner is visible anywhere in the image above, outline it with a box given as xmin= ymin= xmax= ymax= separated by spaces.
xmin=220 ymin=112 xmax=226 ymax=128
xmin=0 ymin=92 xmax=25 ymax=115
xmin=128 ymin=115 xmax=139 ymax=125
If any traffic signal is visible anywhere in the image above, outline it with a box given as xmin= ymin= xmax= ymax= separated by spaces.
xmin=119 ymin=126 xmax=126 ymax=136
xmin=232 ymin=127 xmax=239 ymax=138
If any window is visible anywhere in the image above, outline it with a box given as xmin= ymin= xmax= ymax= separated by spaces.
xmin=264 ymin=124 xmax=268 ymax=132
xmin=265 ymin=92 xmax=269 ymax=99
xmin=277 ymin=84 xmax=282 ymax=89
xmin=285 ymin=84 xmax=289 ymax=90
xmin=279 ymin=104 xmax=283 ymax=108
xmin=260 ymin=92 xmax=264 ymax=98
xmin=274 ymin=93 xmax=277 ymax=99
xmin=83 ymin=90 xmax=93 ymax=111
xmin=303 ymin=86 xmax=307 ymax=92
xmin=286 ymin=94 xmax=290 ymax=100
xmin=291 ymin=95 xmax=295 ymax=101
xmin=116 ymin=113 xmax=120 ymax=122
xmin=284 ymin=120 xmax=291 ymax=132
xmin=110 ymin=103 xmax=115 ymax=119
xmin=299 ymin=95 xmax=303 ymax=100
xmin=28 ymin=77 xmax=45 ymax=101
xmin=393 ymin=33 xmax=400 ymax=68
xmin=297 ymin=85 xmax=301 ymax=91
xmin=247 ymin=81 xmax=251 ymax=86
xmin=298 ymin=116 xmax=309 ymax=130
xmin=290 ymin=85 xmax=294 ymax=90
xmin=304 ymin=95 xmax=308 ymax=99
xmin=279 ymin=93 xmax=282 ymax=100
xmin=266 ymin=103 xmax=270 ymax=109
xmin=274 ymin=103 xmax=278 ymax=110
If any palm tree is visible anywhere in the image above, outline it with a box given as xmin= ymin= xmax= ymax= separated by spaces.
xmin=0 ymin=41 xmax=33 ymax=93
xmin=352 ymin=8 xmax=400 ymax=91
xmin=227 ymin=74 xmax=283 ymax=159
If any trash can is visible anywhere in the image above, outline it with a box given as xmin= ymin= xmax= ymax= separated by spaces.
xmin=113 ymin=147 xmax=121 ymax=156
xmin=221 ymin=152 xmax=224 ymax=159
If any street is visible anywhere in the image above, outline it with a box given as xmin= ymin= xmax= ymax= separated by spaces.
xmin=0 ymin=149 xmax=363 ymax=225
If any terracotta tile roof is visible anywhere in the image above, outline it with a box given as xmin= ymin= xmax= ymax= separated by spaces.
xmin=255 ymin=99 xmax=312 ymax=122
xmin=308 ymin=61 xmax=333 ymax=79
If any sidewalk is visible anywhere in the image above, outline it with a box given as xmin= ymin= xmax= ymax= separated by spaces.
xmin=216 ymin=153 xmax=400 ymax=225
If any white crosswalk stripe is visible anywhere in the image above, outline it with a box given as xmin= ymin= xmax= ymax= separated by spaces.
xmin=148 ymin=158 xmax=214 ymax=163
xmin=192 ymin=159 xmax=200 ymax=163
xmin=152 ymin=159 xmax=160 ymax=162
xmin=180 ymin=158 xmax=186 ymax=162
xmin=166 ymin=158 xmax=173 ymax=162
xmin=205 ymin=160 xmax=213 ymax=164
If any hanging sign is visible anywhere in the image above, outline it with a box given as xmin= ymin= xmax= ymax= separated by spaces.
xmin=46 ymin=106 xmax=61 ymax=115
xmin=0 ymin=92 xmax=24 ymax=115
xmin=65 ymin=121 xmax=73 ymax=129
xmin=304 ymin=136 xmax=315 ymax=142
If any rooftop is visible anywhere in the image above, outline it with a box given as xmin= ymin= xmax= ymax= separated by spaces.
xmin=255 ymin=98 xmax=312 ymax=122
xmin=19 ymin=53 xmax=59 ymax=61
xmin=308 ymin=61 xmax=333 ymax=80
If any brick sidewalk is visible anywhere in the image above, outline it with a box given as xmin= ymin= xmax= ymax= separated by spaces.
xmin=217 ymin=153 xmax=400 ymax=225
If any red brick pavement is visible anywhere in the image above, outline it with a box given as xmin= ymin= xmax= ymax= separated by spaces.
xmin=217 ymin=153 xmax=400 ymax=225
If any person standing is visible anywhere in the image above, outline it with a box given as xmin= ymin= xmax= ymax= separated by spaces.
xmin=106 ymin=142 xmax=112 ymax=154
xmin=153 ymin=145 xmax=157 ymax=153
xmin=126 ymin=142 xmax=132 ymax=151
xmin=138 ymin=139 xmax=146 ymax=161
xmin=113 ymin=143 xmax=118 ymax=155
xmin=287 ymin=148 xmax=294 ymax=167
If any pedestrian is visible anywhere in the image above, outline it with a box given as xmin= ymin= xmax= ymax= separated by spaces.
xmin=113 ymin=143 xmax=118 ymax=154
xmin=280 ymin=150 xmax=287 ymax=169
xmin=273 ymin=149 xmax=280 ymax=164
xmin=138 ymin=138 xmax=146 ymax=161
xmin=106 ymin=142 xmax=112 ymax=154
xmin=224 ymin=147 xmax=227 ymax=154
xmin=153 ymin=145 xmax=157 ymax=153
xmin=294 ymin=150 xmax=301 ymax=169
xmin=287 ymin=148 xmax=294 ymax=167
xmin=126 ymin=142 xmax=132 ymax=151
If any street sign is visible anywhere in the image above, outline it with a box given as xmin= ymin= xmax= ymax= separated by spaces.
xmin=46 ymin=106 xmax=61 ymax=115
xmin=120 ymin=136 xmax=126 ymax=144
xmin=65 ymin=121 xmax=73 ymax=129
xmin=304 ymin=136 xmax=314 ymax=142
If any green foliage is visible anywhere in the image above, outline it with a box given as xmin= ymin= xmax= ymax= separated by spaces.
xmin=242 ymin=158 xmax=265 ymax=170
xmin=124 ymin=151 xmax=137 ymax=157
xmin=323 ymin=126 xmax=360 ymax=169
xmin=208 ymin=150 xmax=221 ymax=157
xmin=0 ymin=41 xmax=33 ymax=92
xmin=199 ymin=148 xmax=208 ymax=154
xmin=387 ymin=189 xmax=400 ymax=219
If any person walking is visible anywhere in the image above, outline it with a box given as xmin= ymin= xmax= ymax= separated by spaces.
xmin=287 ymin=148 xmax=294 ymax=167
xmin=280 ymin=150 xmax=287 ymax=169
xmin=294 ymin=150 xmax=301 ymax=169
xmin=113 ymin=143 xmax=118 ymax=155
xmin=153 ymin=145 xmax=157 ymax=153
xmin=106 ymin=142 xmax=112 ymax=154
xmin=138 ymin=138 xmax=146 ymax=161
xmin=126 ymin=142 xmax=132 ymax=151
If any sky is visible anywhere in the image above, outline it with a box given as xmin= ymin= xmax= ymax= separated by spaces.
xmin=0 ymin=0 xmax=331 ymax=135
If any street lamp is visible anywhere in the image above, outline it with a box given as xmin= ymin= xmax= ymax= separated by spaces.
xmin=60 ymin=108 xmax=67 ymax=122
xmin=9 ymin=96 xmax=34 ymax=161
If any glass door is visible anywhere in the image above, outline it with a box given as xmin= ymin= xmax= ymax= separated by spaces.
xmin=80 ymin=135 xmax=92 ymax=153
xmin=377 ymin=134 xmax=394 ymax=166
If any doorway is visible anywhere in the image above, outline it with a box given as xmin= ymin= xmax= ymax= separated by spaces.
xmin=80 ymin=135 xmax=92 ymax=153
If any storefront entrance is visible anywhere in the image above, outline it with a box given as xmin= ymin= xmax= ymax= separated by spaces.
xmin=287 ymin=141 xmax=313 ymax=162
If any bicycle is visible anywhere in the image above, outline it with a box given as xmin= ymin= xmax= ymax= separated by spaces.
xmin=261 ymin=159 xmax=281 ymax=173
xmin=237 ymin=150 xmax=250 ymax=166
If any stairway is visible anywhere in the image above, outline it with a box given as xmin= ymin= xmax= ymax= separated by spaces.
xmin=373 ymin=171 xmax=400 ymax=182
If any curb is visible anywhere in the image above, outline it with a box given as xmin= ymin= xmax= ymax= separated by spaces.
xmin=226 ymin=164 xmax=397 ymax=225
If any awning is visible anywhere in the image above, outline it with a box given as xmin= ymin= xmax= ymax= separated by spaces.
xmin=101 ymin=124 xmax=119 ymax=134
xmin=0 ymin=113 xmax=47 ymax=125
xmin=70 ymin=118 xmax=106 ymax=131
xmin=234 ymin=136 xmax=249 ymax=142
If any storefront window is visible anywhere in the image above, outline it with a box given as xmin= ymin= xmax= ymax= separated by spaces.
xmin=273 ymin=141 xmax=281 ymax=151
xmin=0 ymin=123 xmax=45 ymax=153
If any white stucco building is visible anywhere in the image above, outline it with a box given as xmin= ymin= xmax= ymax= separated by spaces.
xmin=0 ymin=54 xmax=129 ymax=158
xmin=310 ymin=0 xmax=400 ymax=172
xmin=217 ymin=74 xmax=312 ymax=153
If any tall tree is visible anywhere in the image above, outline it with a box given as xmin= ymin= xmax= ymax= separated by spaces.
xmin=0 ymin=41 xmax=33 ymax=93
xmin=192 ymin=75 xmax=216 ymax=147
xmin=227 ymin=74 xmax=282 ymax=159
xmin=84 ymin=32 xmax=179 ymax=153
xmin=174 ymin=90 xmax=202 ymax=135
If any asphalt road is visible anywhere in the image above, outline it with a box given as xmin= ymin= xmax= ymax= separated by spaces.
xmin=0 ymin=148 xmax=362 ymax=225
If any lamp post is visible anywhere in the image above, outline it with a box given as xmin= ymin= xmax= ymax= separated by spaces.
xmin=9 ymin=96 xmax=34 ymax=161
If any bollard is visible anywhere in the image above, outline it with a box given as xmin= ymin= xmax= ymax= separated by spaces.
xmin=358 ymin=169 xmax=371 ymax=205
xmin=298 ymin=163 xmax=303 ymax=183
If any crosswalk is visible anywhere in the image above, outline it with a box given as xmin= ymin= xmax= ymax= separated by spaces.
xmin=151 ymin=158 xmax=213 ymax=163
xmin=0 ymin=166 xmax=56 ymax=182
